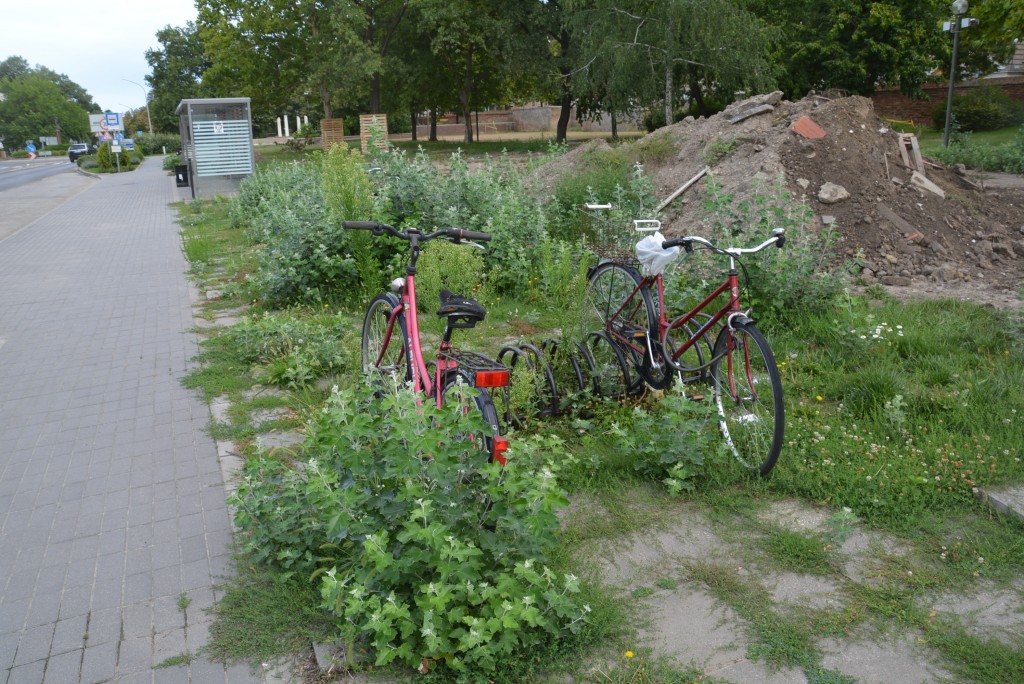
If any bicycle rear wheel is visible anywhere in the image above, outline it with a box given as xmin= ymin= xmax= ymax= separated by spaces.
xmin=585 ymin=330 xmax=632 ymax=398
xmin=442 ymin=369 xmax=501 ymax=463
xmin=709 ymin=322 xmax=784 ymax=475
xmin=362 ymin=293 xmax=411 ymax=383
xmin=584 ymin=262 xmax=667 ymax=390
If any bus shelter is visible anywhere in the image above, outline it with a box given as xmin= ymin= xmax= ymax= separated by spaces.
xmin=175 ymin=98 xmax=255 ymax=199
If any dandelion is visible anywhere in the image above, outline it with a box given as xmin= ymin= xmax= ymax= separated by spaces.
xmin=816 ymin=395 xmax=823 ymax=401
xmin=625 ymin=651 xmax=634 ymax=659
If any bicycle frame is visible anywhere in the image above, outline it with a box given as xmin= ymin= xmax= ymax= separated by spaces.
xmin=349 ymin=221 xmax=511 ymax=464
xmin=379 ymin=273 xmax=461 ymax=409
xmin=604 ymin=267 xmax=742 ymax=373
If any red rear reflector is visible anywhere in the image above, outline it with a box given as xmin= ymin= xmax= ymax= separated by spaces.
xmin=492 ymin=437 xmax=508 ymax=466
xmin=475 ymin=370 xmax=509 ymax=388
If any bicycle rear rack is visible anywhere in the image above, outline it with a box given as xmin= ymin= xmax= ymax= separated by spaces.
xmin=438 ymin=349 xmax=510 ymax=388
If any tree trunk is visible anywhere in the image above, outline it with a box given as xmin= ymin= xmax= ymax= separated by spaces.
xmin=410 ymin=108 xmax=417 ymax=141
xmin=319 ymin=79 xmax=333 ymax=119
xmin=611 ymin=111 xmax=618 ymax=142
xmin=690 ymin=77 xmax=707 ymax=117
xmin=664 ymin=61 xmax=673 ymax=127
xmin=370 ymin=72 xmax=381 ymax=114
xmin=555 ymin=29 xmax=573 ymax=143
xmin=429 ymin=108 xmax=437 ymax=142
xmin=461 ymin=48 xmax=474 ymax=144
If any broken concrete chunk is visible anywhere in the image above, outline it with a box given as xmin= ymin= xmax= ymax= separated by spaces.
xmin=727 ymin=104 xmax=775 ymax=124
xmin=910 ymin=171 xmax=946 ymax=199
xmin=818 ymin=182 xmax=850 ymax=204
xmin=791 ymin=115 xmax=827 ymax=139
xmin=797 ymin=178 xmax=810 ymax=189
xmin=881 ymin=276 xmax=912 ymax=286
xmin=822 ymin=215 xmax=836 ymax=225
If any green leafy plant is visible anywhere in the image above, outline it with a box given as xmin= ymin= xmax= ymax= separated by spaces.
xmin=697 ymin=175 xmax=846 ymax=323
xmin=232 ymin=384 xmax=587 ymax=674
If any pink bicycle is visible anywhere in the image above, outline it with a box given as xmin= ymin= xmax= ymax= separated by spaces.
xmin=342 ymin=221 xmax=510 ymax=464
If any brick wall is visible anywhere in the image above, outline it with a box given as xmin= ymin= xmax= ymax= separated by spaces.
xmin=872 ymin=76 xmax=1024 ymax=125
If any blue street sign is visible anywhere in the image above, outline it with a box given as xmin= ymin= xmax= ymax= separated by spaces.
xmin=26 ymin=143 xmax=36 ymax=152
xmin=115 ymin=132 xmax=124 ymax=141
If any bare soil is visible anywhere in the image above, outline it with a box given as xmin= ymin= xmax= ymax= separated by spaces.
xmin=529 ymin=93 xmax=1024 ymax=309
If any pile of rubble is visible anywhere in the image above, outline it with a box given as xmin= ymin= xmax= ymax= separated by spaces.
xmin=535 ymin=92 xmax=1024 ymax=306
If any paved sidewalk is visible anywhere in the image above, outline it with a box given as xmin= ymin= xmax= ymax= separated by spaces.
xmin=0 ymin=162 xmax=267 ymax=683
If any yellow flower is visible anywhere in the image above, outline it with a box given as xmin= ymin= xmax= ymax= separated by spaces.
xmin=816 ymin=396 xmax=823 ymax=401
xmin=625 ymin=651 xmax=634 ymax=658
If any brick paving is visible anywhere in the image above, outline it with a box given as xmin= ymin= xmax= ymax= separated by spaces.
xmin=0 ymin=162 xmax=267 ymax=683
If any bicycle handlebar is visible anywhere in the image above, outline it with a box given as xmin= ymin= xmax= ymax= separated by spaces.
xmin=341 ymin=221 xmax=491 ymax=244
xmin=663 ymin=228 xmax=785 ymax=255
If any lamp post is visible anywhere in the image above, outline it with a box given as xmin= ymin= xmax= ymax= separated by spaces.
xmin=942 ymin=0 xmax=969 ymax=147
xmin=122 ymin=79 xmax=153 ymax=135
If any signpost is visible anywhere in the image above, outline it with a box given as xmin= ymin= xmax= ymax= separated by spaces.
xmin=26 ymin=142 xmax=37 ymax=160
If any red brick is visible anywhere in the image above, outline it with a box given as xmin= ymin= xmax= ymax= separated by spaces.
xmin=791 ymin=115 xmax=827 ymax=139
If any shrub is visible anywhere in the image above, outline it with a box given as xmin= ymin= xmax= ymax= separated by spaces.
xmin=690 ymin=175 xmax=846 ymax=324
xmin=414 ymin=240 xmax=488 ymax=315
xmin=227 ymin=311 xmax=352 ymax=387
xmin=134 ymin=132 xmax=182 ymax=155
xmin=77 ymin=155 xmax=98 ymax=170
xmin=547 ymin=148 xmax=656 ymax=243
xmin=930 ymin=126 xmax=1024 ymax=174
xmin=931 ymin=85 xmax=1024 ymax=132
xmin=162 ymin=154 xmax=181 ymax=171
xmin=232 ymin=160 xmax=360 ymax=306
xmin=370 ymin=147 xmax=550 ymax=295
xmin=232 ymin=384 xmax=585 ymax=674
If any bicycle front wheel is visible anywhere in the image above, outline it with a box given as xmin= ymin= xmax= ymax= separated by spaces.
xmin=362 ymin=293 xmax=411 ymax=383
xmin=709 ymin=322 xmax=783 ymax=475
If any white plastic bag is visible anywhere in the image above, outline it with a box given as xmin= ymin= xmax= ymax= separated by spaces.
xmin=635 ymin=231 xmax=679 ymax=276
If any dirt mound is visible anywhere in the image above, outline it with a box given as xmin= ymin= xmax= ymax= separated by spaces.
xmin=539 ymin=93 xmax=1024 ymax=307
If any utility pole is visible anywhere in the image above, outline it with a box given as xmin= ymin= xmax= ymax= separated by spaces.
xmin=123 ymin=79 xmax=154 ymax=134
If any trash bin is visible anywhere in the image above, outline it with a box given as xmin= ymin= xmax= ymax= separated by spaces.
xmin=174 ymin=165 xmax=189 ymax=187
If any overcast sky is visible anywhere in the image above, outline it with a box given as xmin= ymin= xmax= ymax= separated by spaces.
xmin=5 ymin=0 xmax=198 ymax=113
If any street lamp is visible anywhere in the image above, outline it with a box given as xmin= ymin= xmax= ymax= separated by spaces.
xmin=943 ymin=0 xmax=972 ymax=147
xmin=122 ymin=79 xmax=153 ymax=135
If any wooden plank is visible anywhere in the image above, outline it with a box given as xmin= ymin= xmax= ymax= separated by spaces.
xmin=359 ymin=114 xmax=388 ymax=153
xmin=321 ymin=119 xmax=347 ymax=149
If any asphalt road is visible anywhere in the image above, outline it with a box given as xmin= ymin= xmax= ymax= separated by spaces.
xmin=0 ymin=161 xmax=98 ymax=242
xmin=0 ymin=157 xmax=78 ymax=193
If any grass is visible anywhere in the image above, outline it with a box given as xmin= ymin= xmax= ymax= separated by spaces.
xmin=888 ymin=121 xmax=1023 ymax=167
xmin=176 ymin=152 xmax=1024 ymax=681
xmin=204 ymin=562 xmax=338 ymax=664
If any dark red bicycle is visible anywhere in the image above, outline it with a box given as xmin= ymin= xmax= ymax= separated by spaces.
xmin=342 ymin=221 xmax=510 ymax=464
xmin=583 ymin=212 xmax=786 ymax=475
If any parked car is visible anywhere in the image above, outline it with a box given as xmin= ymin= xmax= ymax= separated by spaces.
xmin=68 ymin=143 xmax=97 ymax=162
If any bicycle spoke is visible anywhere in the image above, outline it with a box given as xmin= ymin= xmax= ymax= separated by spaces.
xmin=710 ymin=323 xmax=783 ymax=475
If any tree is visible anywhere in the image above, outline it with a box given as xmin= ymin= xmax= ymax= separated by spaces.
xmin=568 ymin=0 xmax=775 ymax=126
xmin=0 ymin=56 xmax=31 ymax=84
xmin=748 ymin=1 xmax=1024 ymax=99
xmin=0 ymin=74 xmax=90 ymax=149
xmin=145 ymin=23 xmax=210 ymax=133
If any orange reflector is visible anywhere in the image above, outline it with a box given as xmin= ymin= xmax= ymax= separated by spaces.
xmin=492 ymin=437 xmax=509 ymax=466
xmin=475 ymin=370 xmax=509 ymax=388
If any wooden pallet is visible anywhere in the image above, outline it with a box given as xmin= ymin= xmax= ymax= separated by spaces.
xmin=898 ymin=134 xmax=925 ymax=174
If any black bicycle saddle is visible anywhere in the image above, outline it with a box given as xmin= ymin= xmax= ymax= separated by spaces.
xmin=436 ymin=288 xmax=487 ymax=326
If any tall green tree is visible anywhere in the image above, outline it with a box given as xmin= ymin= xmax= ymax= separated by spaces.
xmin=0 ymin=74 xmax=90 ymax=149
xmin=747 ymin=0 xmax=1004 ymax=98
xmin=145 ymin=23 xmax=210 ymax=133
xmin=568 ymin=0 xmax=775 ymax=125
